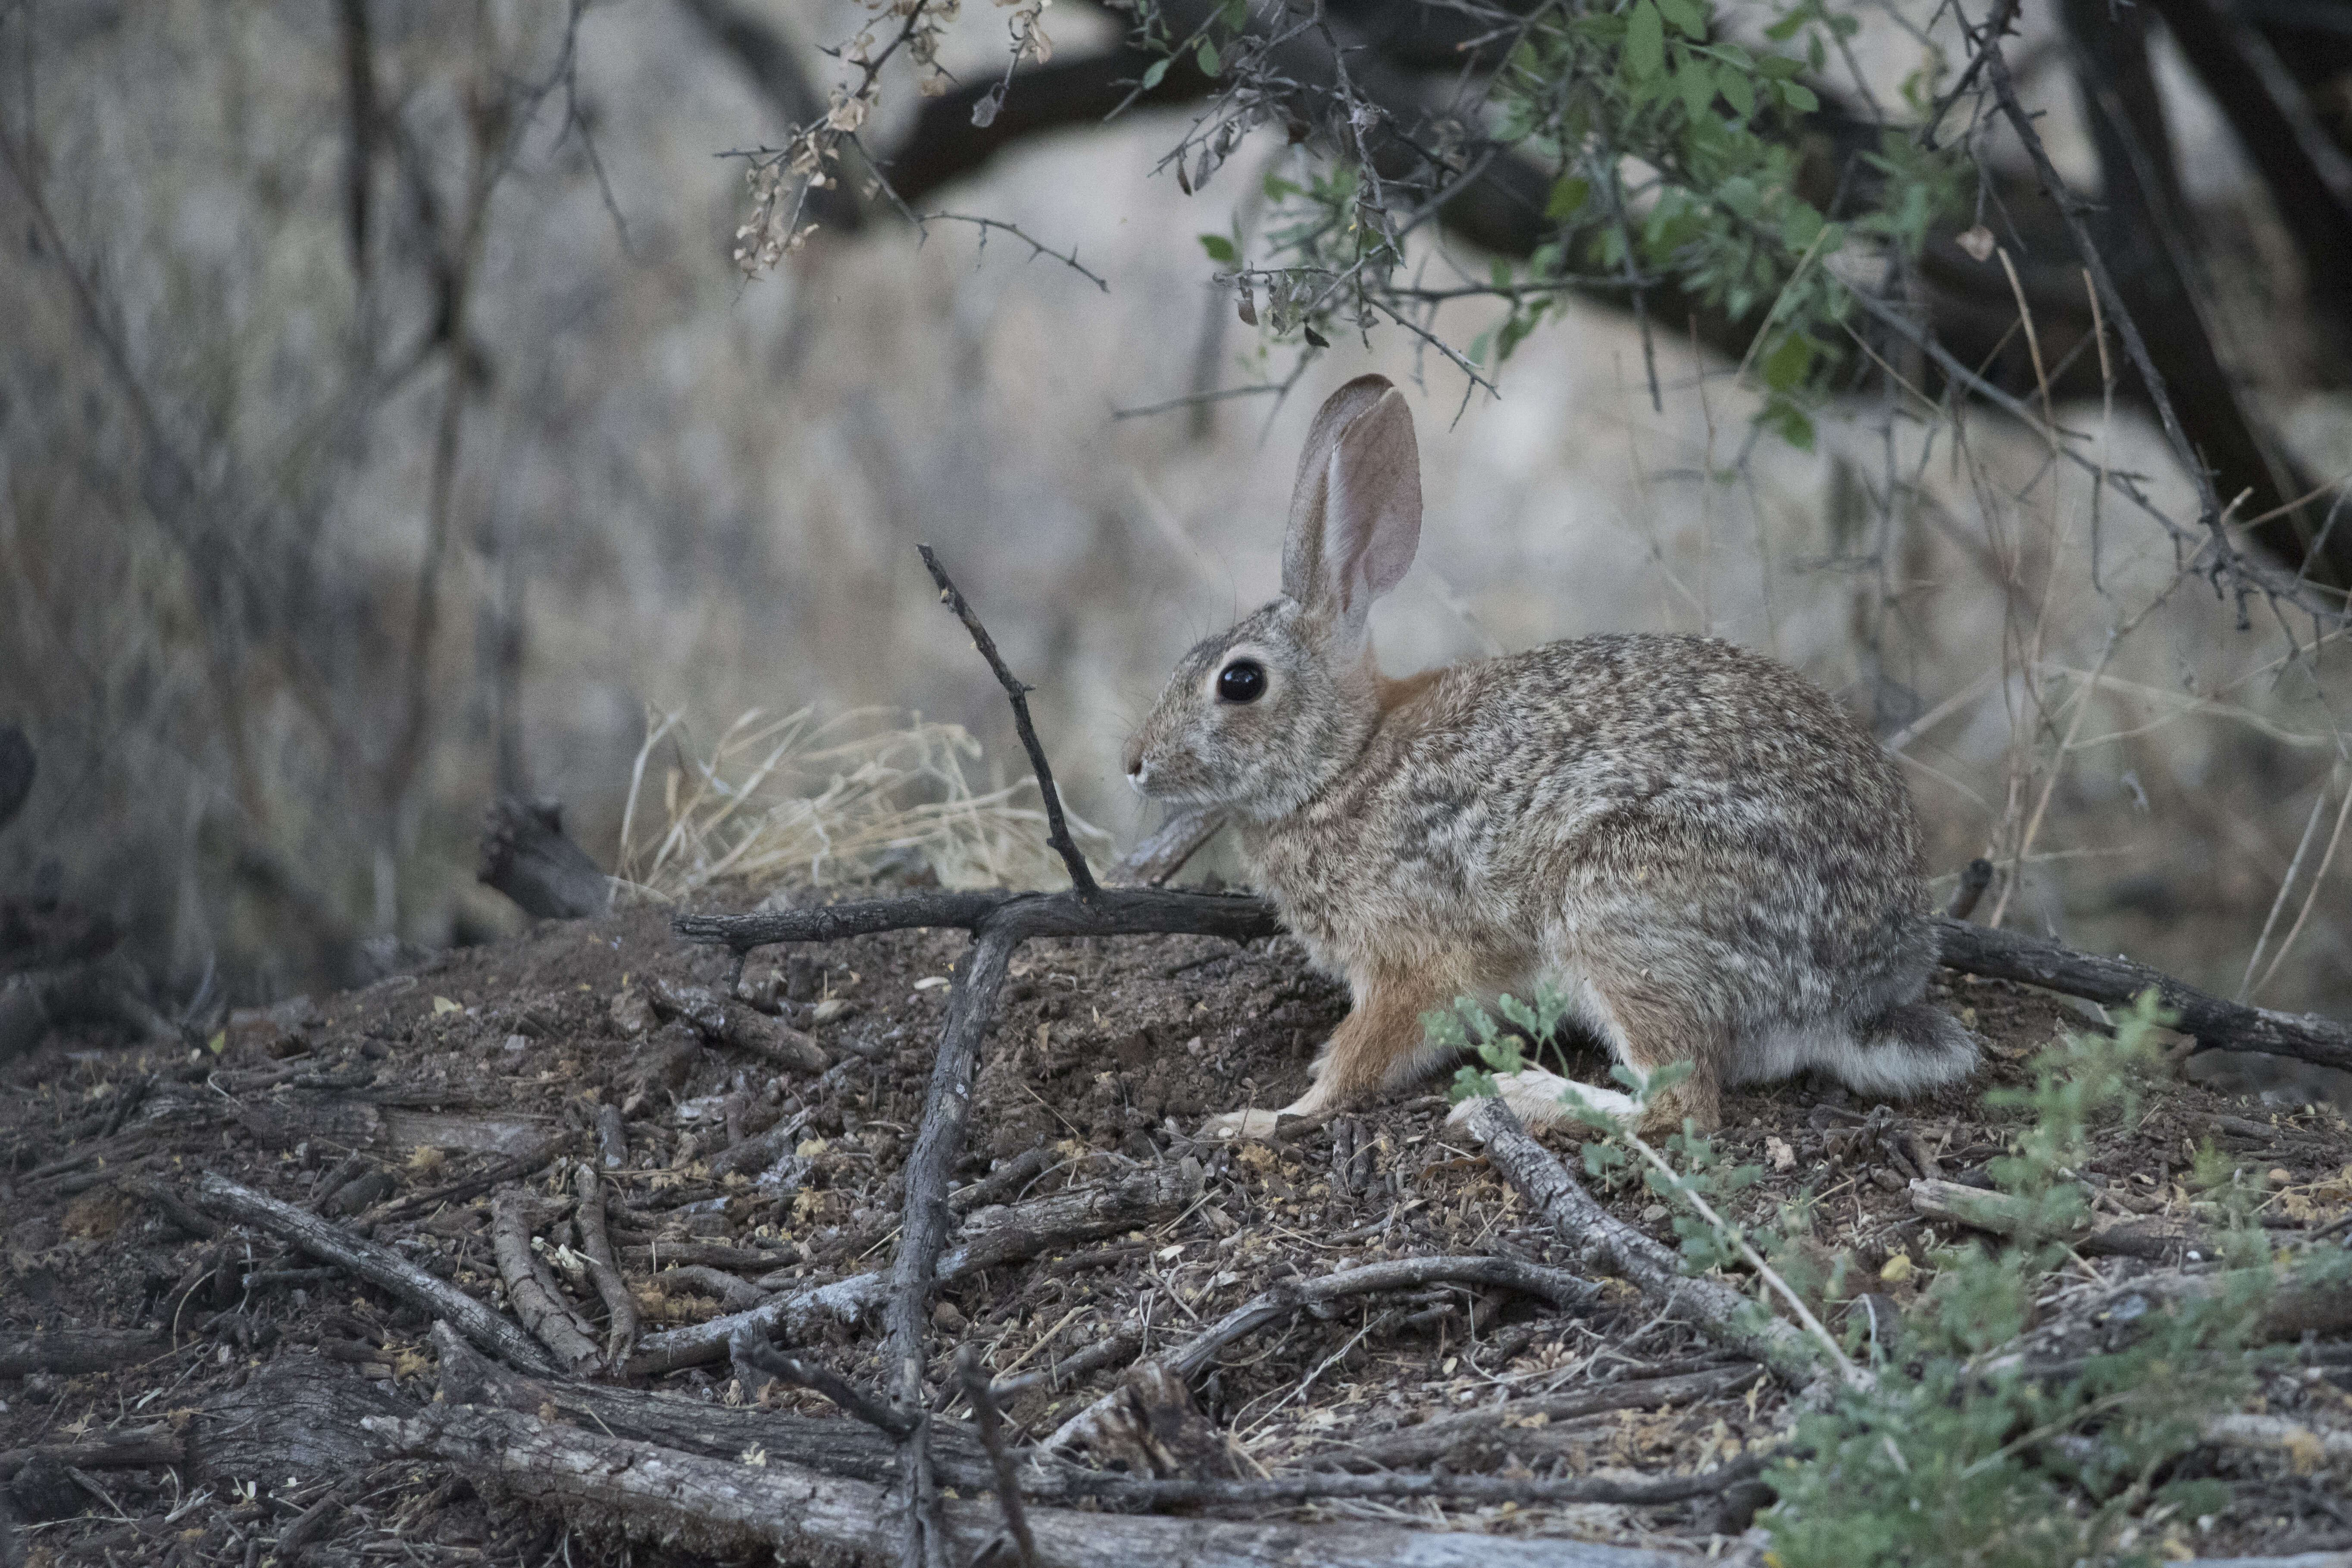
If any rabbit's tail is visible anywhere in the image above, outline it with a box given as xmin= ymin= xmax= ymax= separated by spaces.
xmin=1831 ymin=1002 xmax=1980 ymax=1096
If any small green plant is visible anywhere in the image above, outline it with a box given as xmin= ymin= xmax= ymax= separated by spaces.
xmin=1439 ymin=989 xmax=2318 ymax=1567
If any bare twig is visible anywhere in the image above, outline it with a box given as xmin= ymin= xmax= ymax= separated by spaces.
xmin=913 ymin=211 xmax=1107 ymax=291
xmin=1980 ymin=4 xmax=2244 ymax=616
xmin=958 ymin=1344 xmax=1039 ymax=1568
xmin=917 ymin=546 xmax=1098 ymax=897
xmin=731 ymin=1326 xmax=915 ymax=1437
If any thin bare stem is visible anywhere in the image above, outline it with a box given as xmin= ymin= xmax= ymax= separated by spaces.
xmin=916 ymin=546 xmax=1099 ymax=898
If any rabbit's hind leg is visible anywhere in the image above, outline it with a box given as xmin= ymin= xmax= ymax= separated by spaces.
xmin=1583 ymin=982 xmax=1730 ymax=1137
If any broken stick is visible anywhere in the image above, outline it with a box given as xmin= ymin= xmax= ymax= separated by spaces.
xmin=627 ymin=1161 xmax=1202 ymax=1375
xmin=192 ymin=1171 xmax=561 ymax=1375
xmin=1460 ymin=1099 xmax=1834 ymax=1389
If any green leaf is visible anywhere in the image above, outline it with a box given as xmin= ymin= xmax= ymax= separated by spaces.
xmin=1718 ymin=63 xmax=1755 ymax=118
xmin=1658 ymin=0 xmax=1707 ymax=38
xmin=1761 ymin=331 xmax=1814 ymax=391
xmin=1490 ymin=257 xmax=1515 ymax=291
xmin=1198 ymin=232 xmax=1238 ymax=265
xmin=1677 ymin=61 xmax=1716 ymax=118
xmin=1467 ymin=326 xmax=1496 ymax=366
xmin=1763 ymin=10 xmax=1805 ymax=40
xmin=1545 ymin=174 xmax=1591 ymax=220
xmin=1625 ymin=0 xmax=1665 ymax=79
xmin=1196 ymin=38 xmax=1221 ymax=76
xmin=1781 ymin=201 xmax=1823 ymax=250
xmin=1262 ymin=172 xmax=1298 ymax=201
xmin=1222 ymin=0 xmax=1248 ymax=25
xmin=1782 ymin=80 xmax=1819 ymax=112
xmin=1756 ymin=54 xmax=1803 ymax=77
xmin=1141 ymin=56 xmax=1170 ymax=90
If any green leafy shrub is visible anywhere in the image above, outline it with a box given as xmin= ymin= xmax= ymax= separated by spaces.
xmin=1438 ymin=989 xmax=2333 ymax=1566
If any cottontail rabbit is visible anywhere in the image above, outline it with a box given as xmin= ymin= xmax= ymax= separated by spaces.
xmin=1121 ymin=374 xmax=1975 ymax=1139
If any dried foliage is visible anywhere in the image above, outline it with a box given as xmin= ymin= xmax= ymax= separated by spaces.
xmin=617 ymin=707 xmax=1111 ymax=897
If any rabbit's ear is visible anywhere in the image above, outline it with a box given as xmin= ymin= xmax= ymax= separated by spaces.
xmin=1282 ymin=376 xmax=1422 ymax=629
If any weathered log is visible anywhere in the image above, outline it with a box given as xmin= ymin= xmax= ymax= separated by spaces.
xmin=192 ymin=1353 xmax=410 ymax=1485
xmin=1930 ymin=916 xmax=2352 ymax=1072
xmin=367 ymin=1401 xmax=1710 ymax=1568
xmin=478 ymin=795 xmax=612 ymax=920
xmin=192 ymin=1171 xmax=561 ymax=1375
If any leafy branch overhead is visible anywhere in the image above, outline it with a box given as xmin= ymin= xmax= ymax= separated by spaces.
xmin=710 ymin=0 xmax=2352 ymax=604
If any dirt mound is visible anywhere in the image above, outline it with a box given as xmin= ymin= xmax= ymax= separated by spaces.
xmin=3 ymin=887 xmax=2349 ymax=1565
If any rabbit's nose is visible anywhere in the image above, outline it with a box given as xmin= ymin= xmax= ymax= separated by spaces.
xmin=1121 ymin=735 xmax=1148 ymax=788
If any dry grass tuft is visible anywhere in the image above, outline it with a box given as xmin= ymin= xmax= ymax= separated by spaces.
xmin=617 ymin=707 xmax=1111 ymax=898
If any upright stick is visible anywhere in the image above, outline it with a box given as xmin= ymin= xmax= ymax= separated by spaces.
xmin=918 ymin=545 xmax=1099 ymax=898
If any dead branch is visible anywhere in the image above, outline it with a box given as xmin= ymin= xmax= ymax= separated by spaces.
xmin=0 ymin=1429 xmax=190 ymax=1483
xmin=654 ymin=1264 xmax=769 ymax=1311
xmin=958 ymin=1344 xmax=1039 ymax=1568
xmin=886 ymin=923 xmax=1021 ymax=1408
xmin=917 ymin=545 xmax=1096 ymax=896
xmin=1328 ymin=1365 xmax=1766 ymax=1471
xmin=358 ymin=1129 xmax=574 ymax=1226
xmin=1107 ymin=807 xmax=1223 ymax=886
xmin=366 ymin=1401 xmax=1712 ymax=1568
xmin=626 ymin=1161 xmax=1202 ymax=1375
xmin=572 ymin=1164 xmax=640 ymax=1369
xmin=675 ymin=885 xmax=1281 ymax=951
xmin=1982 ymin=0 xmax=2243 ymax=607
xmin=1042 ymin=1254 xmax=1601 ymax=1458
xmin=0 ymin=1332 xmax=166 ymax=1378
xmin=651 ymin=976 xmax=829 ymax=1073
xmin=1461 ymin=1099 xmax=1831 ymax=1389
xmin=1931 ymin=915 xmax=2352 ymax=1071
xmin=731 ymin=1327 xmax=916 ymax=1437
xmin=478 ymin=796 xmax=613 ymax=920
xmin=491 ymin=1186 xmax=601 ymax=1373
xmin=192 ymin=1170 xmax=563 ymax=1375
xmin=1908 ymin=1177 xmax=2208 ymax=1261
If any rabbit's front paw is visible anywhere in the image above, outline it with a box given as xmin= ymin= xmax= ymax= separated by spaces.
xmin=1199 ymin=1108 xmax=1291 ymax=1142
xmin=1446 ymin=1069 xmax=1642 ymax=1131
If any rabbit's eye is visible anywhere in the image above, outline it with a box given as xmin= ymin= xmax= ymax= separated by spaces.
xmin=1217 ymin=660 xmax=1267 ymax=704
